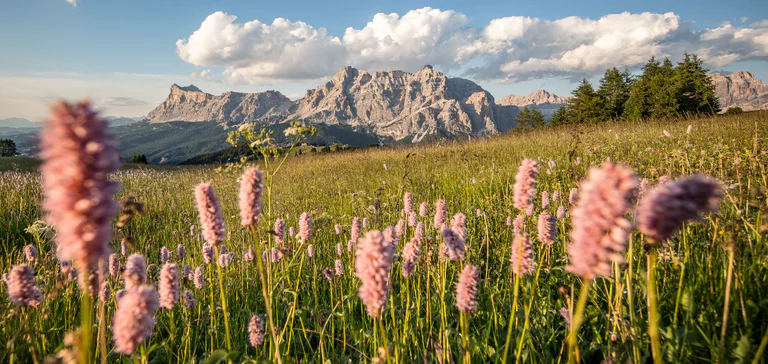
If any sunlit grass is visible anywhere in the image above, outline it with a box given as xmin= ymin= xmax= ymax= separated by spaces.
xmin=1 ymin=111 xmax=767 ymax=362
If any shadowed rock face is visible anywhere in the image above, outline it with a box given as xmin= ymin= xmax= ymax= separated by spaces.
xmin=709 ymin=71 xmax=768 ymax=111
xmin=147 ymin=84 xmax=294 ymax=124
xmin=286 ymin=65 xmax=516 ymax=142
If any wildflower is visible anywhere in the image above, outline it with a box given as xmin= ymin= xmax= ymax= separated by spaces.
xmin=541 ymin=191 xmax=550 ymax=210
xmin=177 ymin=244 xmax=186 ymax=260
xmin=441 ymin=226 xmax=466 ymax=261
xmin=505 ymin=216 xmax=513 ymax=226
xmin=335 ymin=259 xmax=344 ymax=276
xmin=513 ymin=215 xmax=524 ymax=236
xmin=556 ymin=206 xmax=566 ymax=219
xmin=183 ymin=290 xmax=196 ymax=310
xmin=568 ymin=188 xmax=578 ymax=205
xmin=288 ymin=227 xmax=295 ymax=240
xmin=274 ymin=219 xmax=285 ymax=245
xmin=403 ymin=192 xmax=413 ymax=213
xmin=351 ymin=217 xmax=361 ymax=242
xmin=450 ymin=213 xmax=467 ymax=240
xmin=298 ymin=212 xmax=313 ymax=242
xmin=434 ymin=199 xmax=447 ymax=228
xmin=239 ymin=168 xmax=263 ymax=226
xmin=383 ymin=226 xmax=398 ymax=246
xmin=183 ymin=264 xmax=191 ymax=280
xmin=419 ymin=202 xmax=429 ymax=217
xmin=248 ymin=314 xmax=265 ymax=347
xmin=537 ymin=212 xmax=556 ymax=246
xmin=99 ymin=280 xmax=111 ymax=303
xmin=566 ymin=163 xmax=638 ymax=279
xmin=307 ymin=244 xmax=314 ymax=258
xmin=395 ymin=220 xmax=405 ymax=241
xmin=108 ymin=253 xmax=119 ymax=277
xmin=663 ymin=130 xmax=671 ymax=137
xmin=23 ymin=245 xmax=37 ymax=263
xmin=456 ymin=265 xmax=479 ymax=313
xmin=41 ymin=101 xmax=120 ymax=278
xmin=160 ymin=246 xmax=170 ymax=263
xmin=355 ymin=230 xmax=395 ymax=317
xmin=194 ymin=183 xmax=225 ymax=246
xmin=121 ymin=238 xmax=130 ymax=256
xmin=124 ymin=254 xmax=147 ymax=290
xmin=686 ymin=125 xmax=692 ymax=134
xmin=637 ymin=175 xmax=722 ymax=244
xmin=513 ymin=159 xmax=540 ymax=213
xmin=414 ymin=222 xmax=424 ymax=242
xmin=112 ymin=285 xmax=159 ymax=354
xmin=638 ymin=178 xmax=650 ymax=198
xmin=270 ymin=247 xmax=284 ymax=263
xmin=202 ymin=243 xmax=214 ymax=265
xmin=323 ymin=268 xmax=335 ymax=281
xmin=401 ymin=238 xmax=421 ymax=278
xmin=218 ymin=252 xmax=232 ymax=268
xmin=193 ymin=267 xmax=205 ymax=289
xmin=158 ymin=264 xmax=179 ymax=309
xmin=552 ymin=190 xmax=560 ymax=202
xmin=363 ymin=217 xmax=369 ymax=229
xmin=510 ymin=234 xmax=535 ymax=275
xmin=476 ymin=209 xmax=482 ymax=217
xmin=335 ymin=224 xmax=342 ymax=235
xmin=408 ymin=211 xmax=418 ymax=227
xmin=5 ymin=264 xmax=43 ymax=307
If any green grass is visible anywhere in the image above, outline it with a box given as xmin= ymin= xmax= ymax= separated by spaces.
xmin=1 ymin=112 xmax=768 ymax=363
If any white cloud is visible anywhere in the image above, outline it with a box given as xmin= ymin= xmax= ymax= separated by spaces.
xmin=177 ymin=9 xmax=768 ymax=84
xmin=176 ymin=12 xmax=348 ymax=84
xmin=753 ymin=20 xmax=768 ymax=27
xmin=342 ymin=7 xmax=473 ymax=71
xmin=66 ymin=0 xmax=76 ymax=7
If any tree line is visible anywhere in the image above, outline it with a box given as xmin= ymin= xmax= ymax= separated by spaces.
xmin=515 ymin=53 xmax=721 ymax=128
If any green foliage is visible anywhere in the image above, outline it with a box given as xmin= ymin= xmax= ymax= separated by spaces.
xmin=515 ymin=106 xmax=545 ymax=128
xmin=0 ymin=138 xmax=18 ymax=156
xmin=130 ymin=154 xmax=148 ymax=164
xmin=597 ymin=67 xmax=633 ymax=119
xmin=724 ymin=106 xmax=744 ymax=115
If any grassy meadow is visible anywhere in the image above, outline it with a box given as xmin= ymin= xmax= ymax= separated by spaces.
xmin=2 ymin=111 xmax=768 ymax=363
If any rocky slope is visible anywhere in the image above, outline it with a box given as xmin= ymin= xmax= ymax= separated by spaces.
xmin=285 ymin=65 xmax=516 ymax=142
xmin=709 ymin=71 xmax=768 ymax=111
xmin=146 ymin=84 xmax=294 ymax=124
xmin=497 ymin=89 xmax=571 ymax=119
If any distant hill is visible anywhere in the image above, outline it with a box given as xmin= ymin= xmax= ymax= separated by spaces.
xmin=0 ymin=117 xmax=40 ymax=128
xmin=709 ymin=71 xmax=768 ymax=111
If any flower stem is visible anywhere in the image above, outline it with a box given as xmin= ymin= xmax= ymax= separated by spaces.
xmin=567 ymin=279 xmax=592 ymax=364
xmin=647 ymin=252 xmax=662 ymax=364
xmin=214 ymin=245 xmax=232 ymax=351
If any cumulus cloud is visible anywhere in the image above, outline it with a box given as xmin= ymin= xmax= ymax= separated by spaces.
xmin=176 ymin=9 xmax=768 ymax=84
xmin=189 ymin=69 xmax=222 ymax=83
xmin=176 ymin=12 xmax=347 ymax=84
xmin=343 ymin=7 xmax=474 ymax=71
xmin=66 ymin=0 xmax=76 ymax=7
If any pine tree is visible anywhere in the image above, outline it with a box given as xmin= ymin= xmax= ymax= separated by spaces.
xmin=673 ymin=53 xmax=720 ymax=115
xmin=624 ymin=57 xmax=660 ymax=120
xmin=569 ymin=79 xmax=603 ymax=123
xmin=597 ymin=67 xmax=633 ymax=120
xmin=647 ymin=58 xmax=678 ymax=119
xmin=516 ymin=106 xmax=545 ymax=128
xmin=0 ymin=139 xmax=17 ymax=157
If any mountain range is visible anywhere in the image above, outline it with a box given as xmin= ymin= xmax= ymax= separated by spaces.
xmin=2 ymin=67 xmax=766 ymax=164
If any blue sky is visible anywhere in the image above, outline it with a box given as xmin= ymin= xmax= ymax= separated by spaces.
xmin=0 ymin=0 xmax=766 ymax=119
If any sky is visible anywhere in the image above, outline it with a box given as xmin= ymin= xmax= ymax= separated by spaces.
xmin=0 ymin=0 xmax=766 ymax=120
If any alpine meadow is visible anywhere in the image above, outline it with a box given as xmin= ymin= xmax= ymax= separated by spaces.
xmin=3 ymin=1 xmax=768 ymax=363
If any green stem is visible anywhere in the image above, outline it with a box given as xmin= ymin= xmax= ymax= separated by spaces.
xmin=719 ymin=247 xmax=735 ymax=363
xmin=251 ymin=229 xmax=283 ymax=364
xmin=567 ymin=279 xmax=592 ymax=364
xmin=214 ymin=245 xmax=232 ymax=351
xmin=647 ymin=252 xmax=662 ymax=364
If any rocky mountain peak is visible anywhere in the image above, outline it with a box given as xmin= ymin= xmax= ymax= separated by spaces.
xmin=709 ymin=71 xmax=768 ymax=111
xmin=147 ymin=85 xmax=293 ymax=124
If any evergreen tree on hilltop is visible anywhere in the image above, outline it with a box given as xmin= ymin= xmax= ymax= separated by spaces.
xmin=0 ymin=139 xmax=17 ymax=157
xmin=569 ymin=79 xmax=603 ymax=123
xmin=597 ymin=67 xmax=633 ymax=120
xmin=673 ymin=53 xmax=720 ymax=115
xmin=623 ymin=57 xmax=661 ymax=120
xmin=648 ymin=58 xmax=678 ymax=119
